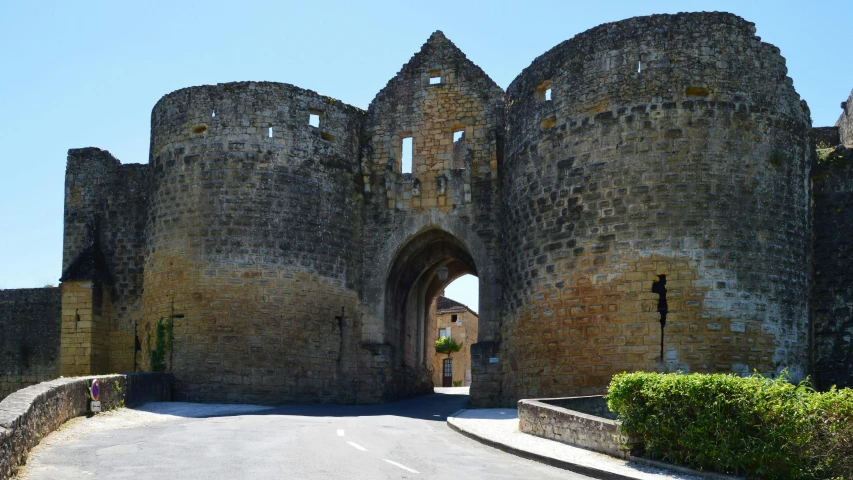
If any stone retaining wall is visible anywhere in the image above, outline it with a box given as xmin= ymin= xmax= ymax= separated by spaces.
xmin=0 ymin=375 xmax=56 ymax=403
xmin=0 ymin=373 xmax=172 ymax=479
xmin=518 ymin=395 xmax=627 ymax=458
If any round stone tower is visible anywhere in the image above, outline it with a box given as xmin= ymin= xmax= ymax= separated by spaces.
xmin=501 ymin=12 xmax=813 ymax=402
xmin=143 ymin=82 xmax=366 ymax=403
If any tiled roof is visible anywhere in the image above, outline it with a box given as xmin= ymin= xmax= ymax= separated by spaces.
xmin=437 ymin=296 xmax=476 ymax=315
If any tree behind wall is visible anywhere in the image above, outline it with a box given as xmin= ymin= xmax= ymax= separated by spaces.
xmin=435 ymin=336 xmax=462 ymax=358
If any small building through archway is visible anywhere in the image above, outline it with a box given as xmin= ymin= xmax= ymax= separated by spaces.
xmin=430 ymin=282 xmax=478 ymax=388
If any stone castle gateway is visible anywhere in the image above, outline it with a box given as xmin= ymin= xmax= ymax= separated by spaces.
xmin=46 ymin=12 xmax=853 ymax=406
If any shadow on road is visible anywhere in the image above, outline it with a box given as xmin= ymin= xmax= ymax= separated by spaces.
xmin=130 ymin=388 xmax=472 ymax=422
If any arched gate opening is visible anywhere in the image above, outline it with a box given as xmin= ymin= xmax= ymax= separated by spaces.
xmin=384 ymin=228 xmax=478 ymax=398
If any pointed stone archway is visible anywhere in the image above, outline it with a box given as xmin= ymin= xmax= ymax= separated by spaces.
xmin=383 ymin=228 xmax=478 ymax=398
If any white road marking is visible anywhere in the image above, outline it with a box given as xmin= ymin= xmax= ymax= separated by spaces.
xmin=337 ymin=429 xmax=345 ymax=437
xmin=347 ymin=441 xmax=367 ymax=451
xmin=384 ymin=459 xmax=419 ymax=473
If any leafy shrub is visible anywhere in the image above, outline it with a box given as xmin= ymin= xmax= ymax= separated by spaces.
xmin=607 ymin=372 xmax=853 ymax=479
xmin=147 ymin=317 xmax=173 ymax=373
xmin=435 ymin=336 xmax=462 ymax=357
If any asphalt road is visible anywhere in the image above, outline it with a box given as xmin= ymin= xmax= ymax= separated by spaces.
xmin=17 ymin=389 xmax=594 ymax=480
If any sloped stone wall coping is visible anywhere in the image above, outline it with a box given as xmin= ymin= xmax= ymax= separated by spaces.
xmin=0 ymin=373 xmax=172 ymax=479
xmin=518 ymin=395 xmax=628 ymax=458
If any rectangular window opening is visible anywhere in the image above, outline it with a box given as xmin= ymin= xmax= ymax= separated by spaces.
xmin=212 ymin=110 xmax=216 ymax=117
xmin=268 ymin=127 xmax=273 ymax=138
xmin=439 ymin=328 xmax=450 ymax=340
xmin=429 ymin=70 xmax=442 ymax=85
xmin=309 ymin=112 xmax=321 ymax=128
xmin=401 ymin=136 xmax=413 ymax=174
xmin=452 ymin=129 xmax=466 ymax=169
xmin=451 ymin=314 xmax=458 ymax=322
xmin=535 ymin=79 xmax=553 ymax=102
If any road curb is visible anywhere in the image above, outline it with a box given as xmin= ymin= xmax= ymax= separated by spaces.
xmin=446 ymin=412 xmax=637 ymax=480
xmin=446 ymin=412 xmax=741 ymax=480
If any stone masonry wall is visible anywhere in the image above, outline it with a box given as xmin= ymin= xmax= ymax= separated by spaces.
xmin=814 ymin=127 xmax=840 ymax=148
xmin=835 ymin=89 xmax=853 ymax=147
xmin=518 ymin=397 xmax=628 ymax=458
xmin=59 ymin=280 xmax=111 ymax=376
xmin=501 ymin=12 xmax=813 ymax=403
xmin=361 ymin=32 xmax=506 ymax=404
xmin=63 ymin=148 xmax=149 ymax=374
xmin=49 ymin=13 xmax=844 ymax=407
xmin=145 ymin=82 xmax=371 ymax=404
xmin=812 ymin=148 xmax=853 ymax=390
xmin=0 ymin=289 xmax=60 ymax=401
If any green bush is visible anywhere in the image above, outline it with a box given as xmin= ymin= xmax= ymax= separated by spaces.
xmin=435 ymin=336 xmax=462 ymax=357
xmin=606 ymin=372 xmax=853 ymax=479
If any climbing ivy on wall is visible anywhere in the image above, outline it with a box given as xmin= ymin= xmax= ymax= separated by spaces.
xmin=147 ymin=317 xmax=173 ymax=373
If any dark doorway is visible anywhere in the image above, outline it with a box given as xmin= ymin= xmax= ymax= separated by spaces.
xmin=442 ymin=358 xmax=453 ymax=387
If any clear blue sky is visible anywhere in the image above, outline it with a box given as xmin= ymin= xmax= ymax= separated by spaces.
xmin=1 ymin=1 xmax=850 ymax=311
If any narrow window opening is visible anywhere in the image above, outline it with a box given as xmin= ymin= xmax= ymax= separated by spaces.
xmin=212 ymin=110 xmax=216 ymax=117
xmin=401 ymin=136 xmax=413 ymax=174
xmin=309 ymin=112 xmax=321 ymax=128
xmin=452 ymin=129 xmax=466 ymax=169
xmin=651 ymin=274 xmax=668 ymax=362
xmin=429 ymin=70 xmax=442 ymax=85
xmin=638 ymin=61 xmax=642 ymax=73
xmin=268 ymin=127 xmax=273 ymax=138
xmin=535 ymin=79 xmax=553 ymax=102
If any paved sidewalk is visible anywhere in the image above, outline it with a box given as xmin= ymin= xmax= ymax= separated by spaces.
xmin=448 ymin=409 xmax=735 ymax=480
